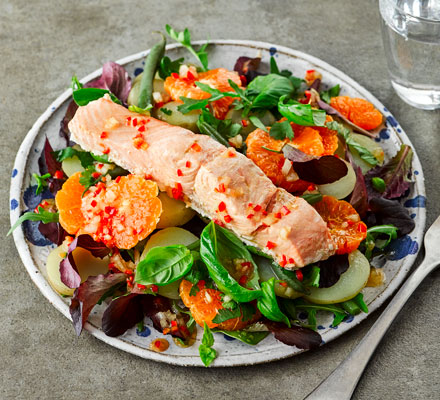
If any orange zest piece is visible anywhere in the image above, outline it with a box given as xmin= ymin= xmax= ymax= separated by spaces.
xmin=313 ymin=195 xmax=367 ymax=254
xmin=330 ymin=96 xmax=383 ymax=130
xmin=55 ymin=172 xmax=87 ymax=235
xmin=179 ymin=280 xmax=259 ymax=330
xmin=164 ymin=68 xmax=242 ymax=119
xmin=56 ymin=173 xmax=162 ymax=249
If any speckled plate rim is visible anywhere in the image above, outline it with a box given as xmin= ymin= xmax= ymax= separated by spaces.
xmin=10 ymin=40 xmax=426 ymax=367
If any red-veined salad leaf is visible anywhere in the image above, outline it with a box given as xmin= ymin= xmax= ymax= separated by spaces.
xmin=38 ymin=221 xmax=66 ymax=245
xmin=365 ymin=144 xmax=413 ymax=199
xmin=70 ymin=272 xmax=126 ymax=335
xmin=317 ymin=254 xmax=350 ymax=288
xmin=233 ymin=56 xmax=262 ymax=83
xmin=282 ymin=145 xmax=348 ymax=184
xmin=308 ymin=78 xmax=321 ymax=91
xmin=60 ymin=235 xmax=111 ymax=288
xmin=265 ymin=320 xmax=322 ymax=350
xmin=86 ymin=61 xmax=132 ymax=103
xmin=59 ymin=101 xmax=78 ymax=145
xmin=367 ymin=197 xmax=415 ymax=236
xmin=102 ymin=293 xmax=145 ymax=337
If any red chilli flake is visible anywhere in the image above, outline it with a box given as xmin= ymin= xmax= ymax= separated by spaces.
xmin=241 ymin=261 xmax=252 ymax=269
xmin=217 ymin=183 xmax=226 ymax=193
xmin=114 ymin=176 xmax=121 ymax=183
xmin=213 ymin=219 xmax=225 ymax=227
xmin=279 ymin=281 xmax=288 ymax=288
xmin=53 ymin=170 xmax=64 ymax=180
xmin=347 ymin=219 xmax=355 ymax=226
xmin=241 ymin=119 xmax=249 ymax=127
xmin=172 ymin=183 xmax=183 ymax=200
xmin=171 ymin=72 xmax=179 ymax=79
xmin=227 ymin=149 xmax=235 ymax=157
xmin=151 ymin=285 xmax=158 ymax=293
xmin=191 ymin=142 xmax=202 ymax=152
xmin=186 ymin=70 xmax=195 ymax=80
xmin=137 ymin=284 xmax=146 ymax=290
xmin=238 ymin=275 xmax=247 ymax=285
xmin=288 ymin=258 xmax=295 ymax=264
xmin=246 ymin=214 xmax=254 ymax=219
xmin=197 ymin=280 xmax=206 ymax=289
xmin=239 ymin=75 xmax=247 ymax=86
xmin=100 ymin=131 xmax=108 ymax=139
xmin=92 ymin=172 xmax=101 ymax=179
xmin=218 ymin=201 xmax=226 ymax=212
xmin=253 ymin=204 xmax=262 ymax=212
xmin=274 ymin=212 xmax=282 ymax=219
xmin=295 ymin=270 xmax=304 ymax=281
xmin=266 ymin=241 xmax=276 ymax=250
xmin=185 ymin=161 xmax=191 ymax=168
xmin=103 ymin=148 xmax=110 ymax=154
xmin=177 ymin=169 xmax=183 ymax=177
xmin=137 ymin=125 xmax=146 ymax=132
xmin=307 ymin=184 xmax=316 ymax=192
xmin=306 ymin=69 xmax=315 ymax=74
xmin=281 ymin=205 xmax=290 ymax=216
xmin=357 ymin=222 xmax=367 ymax=233
xmin=155 ymin=101 xmax=164 ymax=109
xmin=224 ymin=215 xmax=232 ymax=223
xmin=262 ymin=210 xmax=268 ymax=216
xmin=132 ymin=118 xmax=138 ymax=127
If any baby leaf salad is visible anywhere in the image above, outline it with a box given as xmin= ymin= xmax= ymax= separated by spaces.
xmin=10 ymin=26 xmax=416 ymax=366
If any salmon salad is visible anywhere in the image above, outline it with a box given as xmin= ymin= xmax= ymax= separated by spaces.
xmin=11 ymin=25 xmax=416 ymax=366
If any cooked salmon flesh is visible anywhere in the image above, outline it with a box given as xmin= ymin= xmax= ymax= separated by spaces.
xmin=68 ymin=95 xmax=335 ymax=268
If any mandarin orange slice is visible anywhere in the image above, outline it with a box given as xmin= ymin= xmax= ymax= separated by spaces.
xmin=313 ymin=195 xmax=367 ymax=255
xmin=179 ymin=279 xmax=259 ymax=330
xmin=164 ymin=68 xmax=242 ymax=119
xmin=330 ymin=96 xmax=383 ymax=130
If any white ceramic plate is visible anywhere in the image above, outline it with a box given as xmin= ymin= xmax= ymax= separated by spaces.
xmin=9 ymin=40 xmax=426 ymax=367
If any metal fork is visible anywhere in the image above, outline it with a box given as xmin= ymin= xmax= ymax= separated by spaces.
xmin=305 ymin=215 xmax=440 ymax=400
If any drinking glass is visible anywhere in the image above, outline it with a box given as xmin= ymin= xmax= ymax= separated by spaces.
xmin=379 ymin=0 xmax=440 ymax=110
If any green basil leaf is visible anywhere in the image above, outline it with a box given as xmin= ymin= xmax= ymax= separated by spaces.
xmin=200 ymin=222 xmax=262 ymax=302
xmin=246 ymin=245 xmax=272 ymax=259
xmin=216 ymin=329 xmax=269 ymax=345
xmin=197 ymin=109 xmax=241 ymax=147
xmin=199 ymin=322 xmax=217 ymax=366
xmin=269 ymin=120 xmax=294 ymax=140
xmin=278 ymin=95 xmax=326 ymax=127
xmin=72 ymin=88 xmax=121 ymax=106
xmin=177 ymin=96 xmax=210 ymax=114
xmin=32 ymin=173 xmax=51 ymax=195
xmin=246 ymin=74 xmax=294 ymax=110
xmin=212 ymin=307 xmax=241 ymax=324
xmin=301 ymin=193 xmax=323 ymax=205
xmin=8 ymin=207 xmax=59 ymax=235
xmin=320 ymin=84 xmax=340 ymax=104
xmin=135 ymin=245 xmax=193 ymax=286
xmin=249 ymin=115 xmax=268 ymax=133
xmin=257 ymin=278 xmax=290 ymax=327
xmin=270 ymin=263 xmax=307 ymax=294
xmin=158 ymin=56 xmax=184 ymax=79
xmin=54 ymin=148 xmax=96 ymax=169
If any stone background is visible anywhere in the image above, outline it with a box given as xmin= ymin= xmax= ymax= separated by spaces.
xmin=1 ymin=0 xmax=439 ymax=399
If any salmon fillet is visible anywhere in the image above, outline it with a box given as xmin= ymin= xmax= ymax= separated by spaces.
xmin=68 ymin=96 xmax=335 ymax=268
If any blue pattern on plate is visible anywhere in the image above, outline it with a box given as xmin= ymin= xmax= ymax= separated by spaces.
xmin=136 ymin=326 xmax=151 ymax=337
xmin=269 ymin=47 xmax=277 ymax=56
xmin=317 ymin=325 xmax=325 ymax=330
xmin=414 ymin=170 xmax=419 ymax=175
xmin=23 ymin=186 xmax=53 ymax=209
xmin=388 ymin=235 xmax=419 ymax=261
xmin=410 ymin=213 xmax=416 ymax=219
xmin=404 ymin=195 xmax=426 ymax=208
xmin=22 ymin=219 xmax=53 ymax=246
xmin=223 ymin=334 xmax=236 ymax=341
xmin=344 ymin=315 xmax=354 ymax=324
xmin=10 ymin=199 xmax=18 ymax=210
xmin=375 ymin=128 xmax=390 ymax=142
xmin=134 ymin=67 xmax=143 ymax=76
xmin=11 ymin=169 xmax=17 ymax=178
xmin=386 ymin=115 xmax=398 ymax=127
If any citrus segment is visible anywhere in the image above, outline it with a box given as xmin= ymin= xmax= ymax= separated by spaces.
xmin=55 ymin=172 xmax=86 ymax=235
xmin=164 ymin=68 xmax=242 ymax=119
xmin=313 ymin=195 xmax=367 ymax=255
xmin=179 ymin=279 xmax=259 ymax=330
xmin=330 ymin=96 xmax=383 ymax=130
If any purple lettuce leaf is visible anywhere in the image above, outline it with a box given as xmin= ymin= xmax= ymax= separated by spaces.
xmin=367 ymin=197 xmax=415 ymax=236
xmin=234 ymin=56 xmax=263 ymax=83
xmin=265 ymin=320 xmax=322 ymax=350
xmin=346 ymin=150 xmax=368 ymax=218
xmin=309 ymin=78 xmax=321 ymax=91
xmin=317 ymin=254 xmax=350 ymax=288
xmin=365 ymin=144 xmax=413 ymax=200
xmin=59 ymin=101 xmax=78 ymax=145
xmin=102 ymin=293 xmax=145 ymax=337
xmin=283 ymin=145 xmax=348 ymax=184
xmin=70 ymin=272 xmax=126 ymax=336
xmin=38 ymin=222 xmax=66 ymax=245
xmin=60 ymin=235 xmax=111 ymax=288
xmin=86 ymin=62 xmax=132 ymax=103
xmin=38 ymin=138 xmax=62 ymax=176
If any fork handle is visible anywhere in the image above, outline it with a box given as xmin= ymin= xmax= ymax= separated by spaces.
xmin=305 ymin=257 xmax=437 ymax=400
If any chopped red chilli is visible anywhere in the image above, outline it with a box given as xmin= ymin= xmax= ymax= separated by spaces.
xmin=266 ymin=241 xmax=276 ymax=250
xmin=185 ymin=161 xmax=191 ymax=168
xmin=100 ymin=131 xmax=108 ymax=139
xmin=53 ymin=170 xmax=64 ymax=180
xmin=218 ymin=201 xmax=226 ymax=212
xmin=224 ymin=215 xmax=232 ymax=223
xmin=177 ymin=169 xmax=183 ymax=177
xmin=295 ymin=270 xmax=303 ymax=281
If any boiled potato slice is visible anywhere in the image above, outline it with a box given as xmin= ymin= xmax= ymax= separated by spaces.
xmin=62 ymin=156 xmax=85 ymax=177
xmin=141 ymin=227 xmax=199 ymax=299
xmin=304 ymin=250 xmax=370 ymax=304
xmin=156 ymin=101 xmax=201 ymax=132
xmin=157 ymin=191 xmax=196 ymax=229
xmin=256 ymin=257 xmax=303 ymax=299
xmin=350 ymin=133 xmax=385 ymax=173
xmin=46 ymin=244 xmax=109 ymax=296
xmin=317 ymin=160 xmax=356 ymax=199
xmin=225 ymin=109 xmax=276 ymax=137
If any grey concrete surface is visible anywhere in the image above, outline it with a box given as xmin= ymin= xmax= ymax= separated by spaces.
xmin=1 ymin=0 xmax=439 ymax=399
